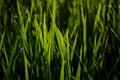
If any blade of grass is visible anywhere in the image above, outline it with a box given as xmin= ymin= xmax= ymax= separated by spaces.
xmin=64 ymin=29 xmax=71 ymax=80
xmin=93 ymin=19 xmax=104 ymax=57
xmin=94 ymin=3 xmax=101 ymax=30
xmin=54 ymin=26 xmax=66 ymax=80
xmin=17 ymin=1 xmax=28 ymax=53
xmin=71 ymin=33 xmax=78 ymax=61
xmin=0 ymin=31 xmax=5 ymax=51
xmin=2 ymin=45 xmax=9 ymax=67
xmin=23 ymin=49 xmax=29 ymax=80
xmin=81 ymin=6 xmax=87 ymax=59
xmin=60 ymin=60 xmax=65 ymax=80
xmin=110 ymin=27 xmax=120 ymax=41
xmin=43 ymin=13 xmax=48 ymax=50
xmin=55 ymin=26 xmax=66 ymax=59
xmin=76 ymin=46 xmax=82 ymax=80
xmin=70 ymin=23 xmax=78 ymax=39
xmin=5 ymin=37 xmax=18 ymax=78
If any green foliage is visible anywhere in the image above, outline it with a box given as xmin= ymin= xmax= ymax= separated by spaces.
xmin=0 ymin=0 xmax=120 ymax=80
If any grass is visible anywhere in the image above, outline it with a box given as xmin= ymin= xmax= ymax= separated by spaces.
xmin=0 ymin=0 xmax=120 ymax=80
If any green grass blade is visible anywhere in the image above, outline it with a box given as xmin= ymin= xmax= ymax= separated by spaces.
xmin=81 ymin=6 xmax=87 ymax=59
xmin=64 ymin=29 xmax=71 ymax=80
xmin=76 ymin=46 xmax=82 ymax=80
xmin=71 ymin=33 xmax=78 ymax=61
xmin=110 ymin=27 xmax=120 ymax=41
xmin=23 ymin=49 xmax=29 ymax=80
xmin=3 ymin=45 xmax=9 ymax=66
xmin=5 ymin=37 xmax=18 ymax=78
xmin=17 ymin=1 xmax=28 ymax=53
xmin=94 ymin=3 xmax=101 ymax=30
xmin=70 ymin=24 xmax=78 ymax=39
xmin=76 ymin=62 xmax=81 ymax=80
xmin=0 ymin=31 xmax=5 ymax=51
xmin=43 ymin=13 xmax=47 ymax=50
xmin=55 ymin=27 xmax=66 ymax=59
xmin=60 ymin=61 xmax=65 ymax=80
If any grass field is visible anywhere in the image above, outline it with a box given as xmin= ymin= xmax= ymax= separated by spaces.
xmin=0 ymin=0 xmax=120 ymax=80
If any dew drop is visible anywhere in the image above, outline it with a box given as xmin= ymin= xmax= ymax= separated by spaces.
xmin=45 ymin=61 xmax=47 ymax=64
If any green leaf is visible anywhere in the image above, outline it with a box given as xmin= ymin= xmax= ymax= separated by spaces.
xmin=60 ymin=61 xmax=65 ymax=80
xmin=0 ymin=31 xmax=5 ymax=51
xmin=23 ymin=49 xmax=29 ymax=80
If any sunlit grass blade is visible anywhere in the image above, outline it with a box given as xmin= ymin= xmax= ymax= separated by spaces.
xmin=70 ymin=23 xmax=78 ymax=39
xmin=43 ymin=13 xmax=48 ymax=50
xmin=94 ymin=3 xmax=101 ymax=30
xmin=60 ymin=61 xmax=65 ymax=80
xmin=52 ymin=0 xmax=56 ymax=24
xmin=47 ymin=30 xmax=55 ymax=80
xmin=17 ymin=1 xmax=28 ymax=53
xmin=30 ymin=0 xmax=34 ymax=15
xmin=64 ymin=29 xmax=71 ymax=80
xmin=55 ymin=26 xmax=66 ymax=59
xmin=55 ymin=26 xmax=66 ymax=80
xmin=81 ymin=6 xmax=87 ymax=59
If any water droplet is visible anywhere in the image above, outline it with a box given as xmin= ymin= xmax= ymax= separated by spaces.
xmin=109 ymin=47 xmax=111 ymax=50
xmin=108 ymin=34 xmax=110 ymax=37
xmin=45 ymin=61 xmax=47 ymax=64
